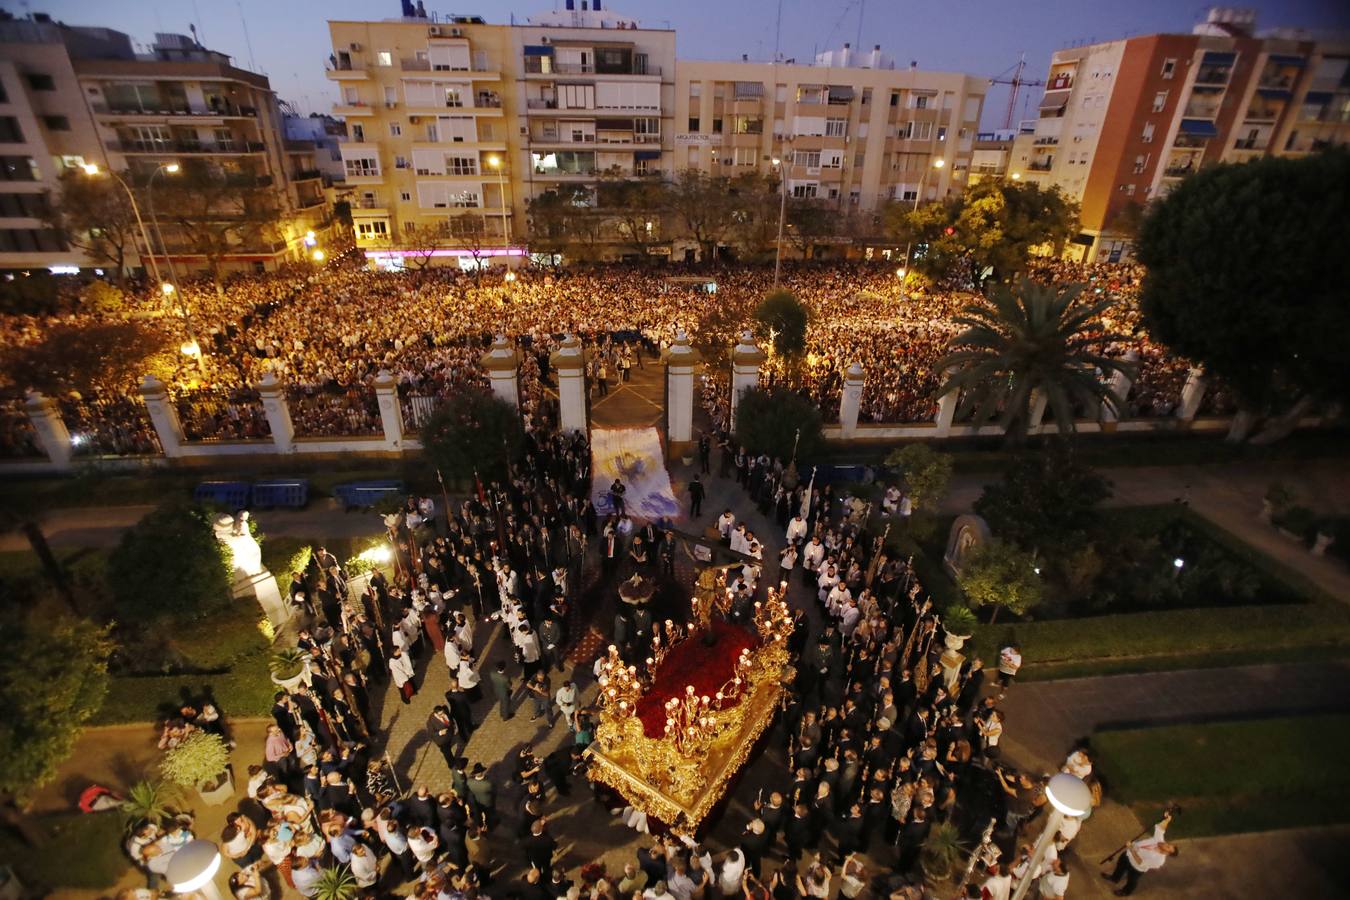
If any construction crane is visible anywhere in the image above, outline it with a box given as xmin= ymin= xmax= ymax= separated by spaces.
xmin=989 ymin=54 xmax=1046 ymax=130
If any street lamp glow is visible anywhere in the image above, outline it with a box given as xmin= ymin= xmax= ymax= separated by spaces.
xmin=933 ymin=158 xmax=945 ymax=169
xmin=81 ymin=163 xmax=100 ymax=176
xmin=1045 ymin=773 xmax=1093 ymax=817
xmin=311 ymin=249 xmax=325 ymax=262
xmin=180 ymin=339 xmax=202 ymax=358
xmin=504 ymin=271 xmax=517 ymax=282
xmin=771 ymin=157 xmax=781 ymax=166
xmin=164 ymin=163 xmax=181 ymax=174
xmin=487 ymin=155 xmax=501 ymax=169
xmin=895 ymin=267 xmax=906 ymax=279
xmin=1173 ymin=557 xmax=1185 ymax=569
xmin=161 ymin=282 xmax=176 ymax=295
xmin=1011 ymin=172 xmax=1022 ymax=180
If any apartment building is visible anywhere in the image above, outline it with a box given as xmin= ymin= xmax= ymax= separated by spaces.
xmin=0 ymin=15 xmax=333 ymax=275
xmin=675 ymin=45 xmax=987 ymax=214
xmin=0 ymin=17 xmax=102 ymax=271
xmin=326 ymin=1 xmax=674 ymax=264
xmin=1012 ymin=7 xmax=1350 ymax=263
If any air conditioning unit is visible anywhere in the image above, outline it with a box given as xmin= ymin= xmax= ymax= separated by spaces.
xmin=349 ymin=42 xmax=362 ymax=51
xmin=428 ymin=26 xmax=442 ymax=36
xmin=519 ymin=125 xmax=529 ymax=136
xmin=541 ymin=36 xmax=550 ymax=44
xmin=410 ymin=116 xmax=422 ymax=124
xmin=450 ymin=27 xmax=463 ymax=37
xmin=385 ymin=102 xmax=398 ymax=109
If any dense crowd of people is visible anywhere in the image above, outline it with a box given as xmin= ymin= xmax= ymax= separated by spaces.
xmin=0 ymin=253 xmax=1226 ymax=458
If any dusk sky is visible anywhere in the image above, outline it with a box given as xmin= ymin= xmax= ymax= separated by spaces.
xmin=26 ymin=0 xmax=1350 ymax=126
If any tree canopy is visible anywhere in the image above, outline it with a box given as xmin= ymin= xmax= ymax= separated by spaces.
xmin=1135 ymin=150 xmax=1350 ymax=421
xmin=734 ymin=387 xmax=824 ymax=462
xmin=885 ymin=181 xmax=1077 ymax=284
xmin=937 ymin=278 xmax=1133 ymax=442
xmin=43 ymin=169 xmax=141 ymax=280
xmin=884 ymin=444 xmax=954 ymax=512
xmin=974 ymin=446 xmax=1112 ymax=557
xmin=420 ymin=387 xmax=526 ymax=483
xmin=0 ymin=610 xmax=111 ymax=800
xmin=956 ymin=538 xmax=1043 ymax=623
xmin=108 ymin=502 xmax=233 ymax=623
xmin=0 ymin=320 xmax=175 ymax=396
xmin=752 ymin=290 xmax=811 ymax=358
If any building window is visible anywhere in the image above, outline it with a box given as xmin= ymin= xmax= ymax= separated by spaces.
xmin=854 ymin=152 xmax=865 ymax=168
xmin=1161 ymin=58 xmax=1176 ymax=79
xmin=793 ymin=150 xmax=822 ymax=169
xmin=377 ymin=50 xmax=393 ymax=67
xmin=389 ymin=123 xmax=402 ymax=136
xmin=791 ymin=183 xmax=818 ymax=198
xmin=1141 ymin=122 xmax=1155 ymax=143
xmin=1152 ymin=91 xmax=1168 ymax=112
xmin=861 ymin=88 xmax=872 ymax=106
xmin=0 ymin=156 xmax=38 ymax=181
xmin=825 ymin=118 xmax=846 ymax=137
xmin=395 ymin=155 xmax=408 ymax=168
xmin=1123 ymin=183 xmax=1136 ymax=196
xmin=0 ymin=117 xmax=23 ymax=143
xmin=446 ymin=155 xmax=478 ymax=176
xmin=849 ymin=189 xmax=860 ymax=205
xmin=689 ymin=83 xmax=701 ymax=98
xmin=0 ymin=193 xmax=49 ymax=217
xmin=344 ymin=156 xmax=380 ymax=177
xmin=355 ymin=220 xmax=388 ymax=239
xmin=688 ymin=116 xmax=699 ymax=132
xmin=400 ymin=191 xmax=411 ymax=202
xmin=936 ymin=126 xmax=947 ymax=142
xmin=734 ymin=147 xmax=757 ymax=166
xmin=912 ymin=93 xmax=933 ymax=109
xmin=1133 ymin=154 xmax=1148 ymax=174
xmin=43 ymin=115 xmax=70 ymax=131
xmin=24 ymin=73 xmax=56 ymax=91
xmin=712 ymin=118 xmax=723 ymax=134
xmin=688 ymin=147 xmax=700 ymax=166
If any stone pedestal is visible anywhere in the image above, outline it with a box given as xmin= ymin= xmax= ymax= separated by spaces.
xmin=934 ymin=385 xmax=958 ymax=438
xmin=1101 ymin=350 xmax=1139 ymax=424
xmin=137 ymin=375 xmax=184 ymax=458
xmin=257 ymin=373 xmax=296 ymax=453
xmin=550 ymin=334 xmax=588 ymax=436
xmin=1177 ymin=367 xmax=1207 ymax=422
xmin=664 ymin=330 xmax=701 ymax=454
xmin=729 ymin=331 xmax=766 ymax=432
xmin=839 ymin=362 xmax=865 ymax=439
xmin=373 ymin=369 xmax=403 ymax=450
xmin=23 ymin=390 xmax=73 ymax=469
xmin=212 ymin=514 xmax=289 ymax=629
xmin=480 ymin=335 xmax=520 ymax=409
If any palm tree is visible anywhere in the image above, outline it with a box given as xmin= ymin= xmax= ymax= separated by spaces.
xmin=936 ymin=277 xmax=1134 ymax=444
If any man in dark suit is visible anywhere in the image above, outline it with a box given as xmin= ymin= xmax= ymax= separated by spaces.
xmin=523 ymin=818 xmax=557 ymax=871
xmin=445 ymin=680 xmax=475 ymax=738
xmin=427 ymin=705 xmax=458 ymax=765
xmin=688 ymin=475 xmax=705 ymax=517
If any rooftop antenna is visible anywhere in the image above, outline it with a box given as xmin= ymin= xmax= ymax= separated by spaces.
xmin=236 ymin=0 xmax=258 ymax=72
xmin=191 ymin=0 xmax=206 ymax=44
xmin=774 ymin=0 xmax=783 ymax=62
xmin=855 ymin=0 xmax=865 ymax=52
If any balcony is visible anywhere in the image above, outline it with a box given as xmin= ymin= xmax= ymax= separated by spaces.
xmin=1163 ymin=163 xmax=1195 ymax=178
xmin=1028 ymin=158 xmax=1053 ymax=171
xmin=325 ymin=59 xmax=367 ymax=79
xmin=296 ymin=195 xmax=326 ymax=208
xmin=527 ymin=98 xmax=558 ymax=110
xmin=401 ymin=58 xmax=431 ymax=71
xmin=291 ymin=168 xmax=322 ymax=181
xmin=333 ymin=102 xmax=375 ymax=117
xmin=539 ymin=62 xmax=662 ymax=77
xmin=1233 ymin=137 xmax=1267 ymax=151
xmin=91 ymin=102 xmax=258 ymax=118
xmin=1033 ymin=136 xmax=1059 ymax=146
xmin=108 ymin=139 xmax=266 ymax=154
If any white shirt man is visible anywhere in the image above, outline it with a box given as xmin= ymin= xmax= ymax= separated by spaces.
xmin=980 ymin=867 xmax=1011 ymax=900
xmin=802 ymin=538 xmax=825 ymax=574
xmin=1128 ymin=822 xmax=1171 ymax=872
xmin=731 ymin=525 xmax=749 ymax=555
xmin=516 ymin=626 xmax=541 ymax=665
xmin=716 ymin=511 xmax=735 ymax=541
xmin=444 ymin=640 xmax=462 ymax=672
xmin=388 ymin=651 xmax=414 ymax=689
xmin=898 ymin=494 xmax=912 ymax=520
xmin=786 ymin=515 xmax=808 ymax=545
xmin=999 ymin=645 xmax=1023 ymax=680
xmin=555 ymin=681 xmax=578 ymax=725
xmin=1038 ymin=858 xmax=1069 ymax=900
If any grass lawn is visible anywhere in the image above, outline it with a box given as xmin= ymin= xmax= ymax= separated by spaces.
xmin=0 ymin=810 xmax=129 ymax=890
xmin=1093 ymin=714 xmax=1350 ymax=838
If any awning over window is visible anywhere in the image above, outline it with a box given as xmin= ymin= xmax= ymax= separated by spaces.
xmin=523 ymin=45 xmax=554 ymax=56
xmin=1039 ymin=90 xmax=1069 ymax=112
xmin=827 ymin=86 xmax=854 ymax=102
xmin=1072 ymin=232 xmax=1096 ymax=247
xmin=635 ymin=150 xmax=662 ymax=161
xmin=734 ymin=81 xmax=765 ymax=98
xmin=1201 ymin=51 xmax=1236 ymax=65
xmin=1267 ymin=54 xmax=1305 ymax=66
xmin=1178 ymin=119 xmax=1219 ymax=138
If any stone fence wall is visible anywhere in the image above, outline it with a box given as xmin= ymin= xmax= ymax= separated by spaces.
xmin=0 ymin=333 xmax=1318 ymax=477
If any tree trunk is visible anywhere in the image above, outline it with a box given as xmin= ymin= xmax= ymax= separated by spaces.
xmin=1225 ymin=407 xmax=1258 ymax=443
xmin=1249 ymin=395 xmax=1317 ymax=445
xmin=22 ymin=521 xmax=79 ymax=616
xmin=988 ymin=605 xmax=1000 ymax=624
xmin=0 ymin=797 xmax=46 ymax=847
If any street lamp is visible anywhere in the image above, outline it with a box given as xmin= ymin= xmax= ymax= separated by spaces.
xmin=166 ymin=839 xmax=223 ymax=899
xmin=80 ymin=163 xmax=161 ymax=285
xmin=486 ymin=154 xmax=510 ymax=254
xmin=899 ymin=157 xmax=946 ymax=296
xmin=771 ymin=153 xmax=789 ymax=288
xmin=312 ymin=249 xmax=325 ymax=263
xmin=1011 ymin=172 xmax=1021 ymax=181
xmin=1009 ymin=774 xmax=1091 ymax=900
xmin=144 ymin=162 xmax=182 ymax=294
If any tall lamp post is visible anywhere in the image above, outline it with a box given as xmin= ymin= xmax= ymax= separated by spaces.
xmin=899 ymin=157 xmax=944 ymax=294
xmin=771 ymin=153 xmax=790 ymax=288
xmin=486 ymin=154 xmax=510 ymax=255
xmin=1009 ymin=773 xmax=1091 ymax=900
xmin=165 ymin=839 xmax=224 ymax=900
xmin=143 ymin=162 xmax=182 ymax=292
xmin=80 ymin=163 xmax=162 ymax=286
